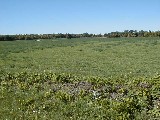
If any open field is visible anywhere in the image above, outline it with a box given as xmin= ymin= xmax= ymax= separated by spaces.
xmin=1 ymin=37 xmax=160 ymax=77
xmin=0 ymin=37 xmax=160 ymax=119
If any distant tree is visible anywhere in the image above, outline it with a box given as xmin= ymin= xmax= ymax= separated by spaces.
xmin=4 ymin=35 xmax=14 ymax=41
xmin=66 ymin=33 xmax=72 ymax=39
xmin=54 ymin=33 xmax=65 ymax=38
xmin=97 ymin=34 xmax=102 ymax=37
xmin=82 ymin=32 xmax=90 ymax=37
xmin=139 ymin=30 xmax=145 ymax=37
xmin=104 ymin=33 xmax=108 ymax=37
xmin=0 ymin=36 xmax=4 ymax=41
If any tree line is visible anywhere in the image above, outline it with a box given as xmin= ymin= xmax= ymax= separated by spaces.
xmin=0 ymin=30 xmax=160 ymax=41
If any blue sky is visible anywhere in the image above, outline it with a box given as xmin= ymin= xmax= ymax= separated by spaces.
xmin=0 ymin=0 xmax=160 ymax=34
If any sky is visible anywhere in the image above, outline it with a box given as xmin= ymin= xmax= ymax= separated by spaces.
xmin=0 ymin=0 xmax=160 ymax=34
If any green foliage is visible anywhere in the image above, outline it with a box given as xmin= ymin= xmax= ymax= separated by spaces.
xmin=1 ymin=37 xmax=160 ymax=78
xmin=0 ymin=30 xmax=160 ymax=41
xmin=0 ymin=37 xmax=160 ymax=119
xmin=0 ymin=72 xmax=160 ymax=119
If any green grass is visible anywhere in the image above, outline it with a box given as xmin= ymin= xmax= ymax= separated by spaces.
xmin=1 ymin=37 xmax=160 ymax=77
xmin=0 ymin=37 xmax=160 ymax=119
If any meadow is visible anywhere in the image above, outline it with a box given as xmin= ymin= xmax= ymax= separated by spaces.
xmin=1 ymin=37 xmax=160 ymax=77
xmin=0 ymin=37 xmax=160 ymax=119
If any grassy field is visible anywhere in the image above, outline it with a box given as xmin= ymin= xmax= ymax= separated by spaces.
xmin=0 ymin=37 xmax=160 ymax=119
xmin=1 ymin=37 xmax=160 ymax=77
